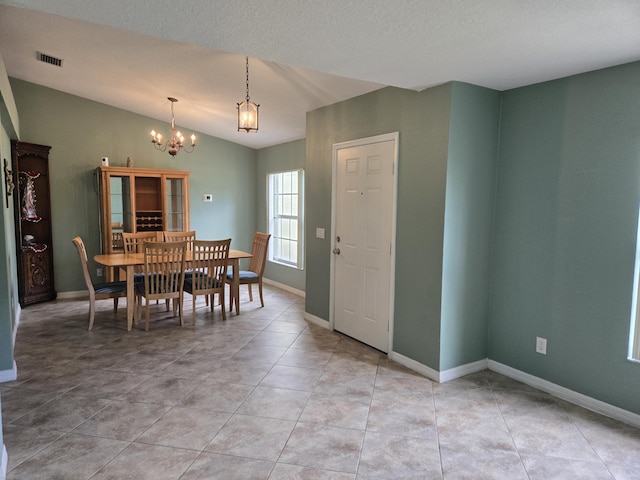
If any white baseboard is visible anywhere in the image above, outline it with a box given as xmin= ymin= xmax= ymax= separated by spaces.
xmin=1 ymin=445 xmax=7 ymax=480
xmin=440 ymin=358 xmax=489 ymax=383
xmin=303 ymin=312 xmax=330 ymax=329
xmin=488 ymin=360 xmax=640 ymax=429
xmin=0 ymin=361 xmax=17 ymax=383
xmin=387 ymin=352 xmax=487 ymax=383
xmin=388 ymin=351 xmax=441 ymax=382
xmin=262 ymin=278 xmax=305 ymax=298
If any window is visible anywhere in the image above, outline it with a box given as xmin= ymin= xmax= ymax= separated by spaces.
xmin=268 ymin=169 xmax=304 ymax=269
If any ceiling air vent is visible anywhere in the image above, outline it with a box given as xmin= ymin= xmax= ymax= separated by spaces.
xmin=37 ymin=51 xmax=63 ymax=67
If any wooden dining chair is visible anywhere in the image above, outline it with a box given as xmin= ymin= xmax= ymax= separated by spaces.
xmin=72 ymin=236 xmax=127 ymax=330
xmin=163 ymin=230 xmax=196 ymax=251
xmin=122 ymin=231 xmax=158 ymax=254
xmin=161 ymin=230 xmax=196 ymax=309
xmin=226 ymin=232 xmax=271 ymax=309
xmin=134 ymin=241 xmax=187 ymax=331
xmin=122 ymin=231 xmax=158 ymax=292
xmin=184 ymin=239 xmax=231 ymax=322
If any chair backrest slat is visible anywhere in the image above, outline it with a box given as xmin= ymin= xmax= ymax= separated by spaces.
xmin=248 ymin=232 xmax=271 ymax=275
xmin=123 ymin=232 xmax=158 ymax=253
xmin=163 ymin=230 xmax=196 ymax=251
xmin=192 ymin=239 xmax=231 ymax=290
xmin=143 ymin=241 xmax=187 ymax=298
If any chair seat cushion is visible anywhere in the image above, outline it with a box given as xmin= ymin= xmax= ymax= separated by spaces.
xmin=135 ymin=274 xmax=176 ymax=295
xmin=226 ymin=271 xmax=259 ymax=281
xmin=94 ymin=281 xmax=127 ymax=294
xmin=184 ymin=275 xmax=221 ymax=293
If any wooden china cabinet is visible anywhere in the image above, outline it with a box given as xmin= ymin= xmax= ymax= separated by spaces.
xmin=11 ymin=141 xmax=57 ymax=306
xmin=98 ymin=166 xmax=190 ymax=281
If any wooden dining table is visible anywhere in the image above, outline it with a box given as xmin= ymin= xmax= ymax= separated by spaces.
xmin=94 ymin=249 xmax=253 ymax=331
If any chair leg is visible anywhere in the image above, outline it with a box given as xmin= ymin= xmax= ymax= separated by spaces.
xmin=113 ymin=298 xmax=119 ymax=312
xmin=258 ymin=280 xmax=264 ymax=307
xmin=221 ymin=292 xmax=226 ymax=321
xmin=178 ymin=293 xmax=184 ymax=327
xmin=145 ymin=301 xmax=151 ymax=331
xmin=248 ymin=283 xmax=253 ymax=302
xmin=88 ymin=299 xmax=95 ymax=331
xmin=192 ymin=294 xmax=197 ymax=326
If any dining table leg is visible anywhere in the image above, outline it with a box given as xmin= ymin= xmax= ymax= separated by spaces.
xmin=125 ymin=265 xmax=135 ymax=331
xmin=229 ymin=258 xmax=241 ymax=315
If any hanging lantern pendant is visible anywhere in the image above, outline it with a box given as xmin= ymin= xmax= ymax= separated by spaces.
xmin=237 ymin=56 xmax=259 ymax=133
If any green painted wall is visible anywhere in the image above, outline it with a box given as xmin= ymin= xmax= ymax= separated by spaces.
xmin=305 ymin=85 xmax=452 ymax=369
xmin=10 ymin=79 xmax=257 ymax=293
xmin=440 ymin=83 xmax=500 ymax=370
xmin=256 ymin=139 xmax=306 ymax=291
xmin=491 ymin=61 xmax=640 ymax=414
xmin=0 ymin=122 xmax=15 ymax=372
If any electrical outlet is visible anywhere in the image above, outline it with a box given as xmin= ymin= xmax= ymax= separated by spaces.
xmin=202 ymin=194 xmax=213 ymax=202
xmin=536 ymin=336 xmax=547 ymax=355
xmin=96 ymin=267 xmax=103 ymax=277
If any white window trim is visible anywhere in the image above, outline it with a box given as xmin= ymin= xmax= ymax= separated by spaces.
xmin=629 ymin=207 xmax=640 ymax=362
xmin=267 ymin=169 xmax=304 ymax=270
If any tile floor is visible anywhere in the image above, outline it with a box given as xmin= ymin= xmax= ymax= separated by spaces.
xmin=2 ymin=285 xmax=640 ymax=479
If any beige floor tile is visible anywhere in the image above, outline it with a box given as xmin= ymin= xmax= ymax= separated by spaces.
xmin=279 ymin=423 xmax=364 ymax=474
xmin=299 ymin=392 xmax=371 ymax=430
xmin=269 ymin=463 xmax=356 ymax=479
xmin=358 ymin=431 xmax=441 ymax=479
xmin=136 ymin=406 xmax=231 ymax=450
xmin=89 ymin=442 xmax=199 ymax=480
xmin=236 ymin=386 xmax=311 ymax=420
xmin=522 ymin=455 xmax=614 ymax=480
xmin=259 ymin=364 xmax=323 ymax=391
xmin=73 ymin=399 xmax=170 ymax=441
xmin=205 ymin=413 xmax=295 ymax=461
xmin=440 ymin=443 xmax=529 ymax=479
xmin=7 ymin=433 xmax=128 ymax=480
xmin=180 ymin=453 xmax=273 ymax=480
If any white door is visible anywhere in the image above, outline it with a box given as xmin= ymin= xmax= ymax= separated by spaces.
xmin=332 ymin=133 xmax=397 ymax=352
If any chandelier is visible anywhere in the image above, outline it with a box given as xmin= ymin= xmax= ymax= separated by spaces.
xmin=237 ymin=56 xmax=259 ymax=133
xmin=150 ymin=97 xmax=196 ymax=156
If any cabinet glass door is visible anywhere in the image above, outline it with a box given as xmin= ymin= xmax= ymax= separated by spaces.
xmin=109 ymin=176 xmax=131 ymax=251
xmin=165 ymin=177 xmax=185 ymax=232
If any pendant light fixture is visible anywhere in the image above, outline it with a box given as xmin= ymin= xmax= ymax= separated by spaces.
xmin=150 ymin=97 xmax=196 ymax=156
xmin=237 ymin=56 xmax=259 ymax=133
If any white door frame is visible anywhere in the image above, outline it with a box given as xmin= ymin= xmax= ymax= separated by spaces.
xmin=330 ymin=132 xmax=399 ymax=353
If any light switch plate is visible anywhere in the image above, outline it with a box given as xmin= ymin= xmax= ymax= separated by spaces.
xmin=316 ymin=227 xmax=325 ymax=239
xmin=203 ymin=194 xmax=213 ymax=202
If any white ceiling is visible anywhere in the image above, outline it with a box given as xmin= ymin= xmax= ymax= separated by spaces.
xmin=1 ymin=0 xmax=639 ymax=149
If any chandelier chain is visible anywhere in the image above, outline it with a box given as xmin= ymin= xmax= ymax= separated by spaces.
xmin=245 ymin=56 xmax=250 ymax=102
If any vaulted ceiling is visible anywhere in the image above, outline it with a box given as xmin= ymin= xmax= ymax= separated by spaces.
xmin=1 ymin=0 xmax=639 ymax=148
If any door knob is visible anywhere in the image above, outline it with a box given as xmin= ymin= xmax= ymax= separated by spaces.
xmin=333 ymin=247 xmax=341 ymax=255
